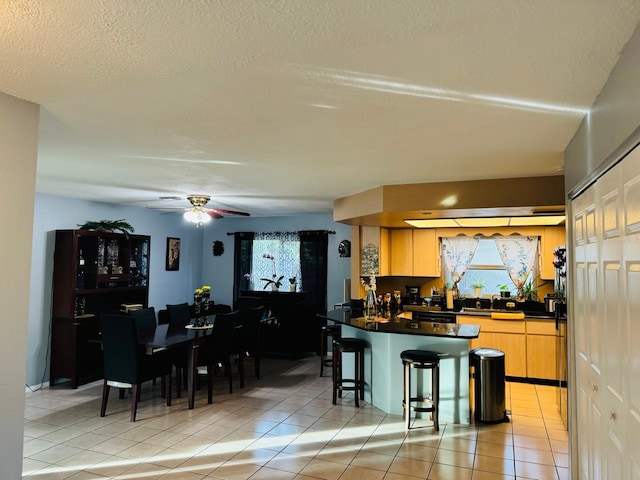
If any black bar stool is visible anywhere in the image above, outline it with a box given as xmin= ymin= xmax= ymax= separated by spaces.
xmin=332 ymin=337 xmax=366 ymax=407
xmin=401 ymin=349 xmax=446 ymax=430
xmin=320 ymin=324 xmax=341 ymax=377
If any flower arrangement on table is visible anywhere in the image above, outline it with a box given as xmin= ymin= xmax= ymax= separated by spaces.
xmin=193 ymin=285 xmax=212 ymax=326
xmin=261 ymin=254 xmax=284 ymax=290
xmin=288 ymin=276 xmax=297 ymax=291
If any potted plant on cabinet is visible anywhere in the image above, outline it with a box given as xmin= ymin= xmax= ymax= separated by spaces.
xmin=77 ymin=219 xmax=135 ymax=238
xmin=288 ymin=276 xmax=297 ymax=292
xmin=470 ymin=278 xmax=485 ymax=298
xmin=497 ymin=283 xmax=511 ymax=298
xmin=520 ymin=279 xmax=538 ymax=302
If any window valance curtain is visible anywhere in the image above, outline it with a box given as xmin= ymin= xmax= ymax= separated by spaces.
xmin=442 ymin=237 xmax=480 ymax=292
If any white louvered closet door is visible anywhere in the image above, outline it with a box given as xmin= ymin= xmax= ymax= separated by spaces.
xmin=572 ymin=144 xmax=640 ymax=479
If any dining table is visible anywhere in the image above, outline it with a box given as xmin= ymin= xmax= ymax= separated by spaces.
xmin=138 ymin=321 xmax=215 ymax=409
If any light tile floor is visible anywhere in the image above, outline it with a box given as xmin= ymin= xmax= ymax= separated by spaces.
xmin=23 ymin=355 xmax=569 ymax=479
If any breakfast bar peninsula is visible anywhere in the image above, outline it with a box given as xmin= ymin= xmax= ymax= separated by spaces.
xmin=320 ymin=309 xmax=481 ymax=424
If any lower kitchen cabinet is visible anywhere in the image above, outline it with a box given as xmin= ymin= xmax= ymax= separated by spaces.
xmin=458 ymin=315 xmax=526 ymax=378
xmin=525 ymin=320 xmax=558 ymax=380
xmin=469 ymin=331 xmax=526 ymax=377
xmin=458 ymin=314 xmax=561 ymax=380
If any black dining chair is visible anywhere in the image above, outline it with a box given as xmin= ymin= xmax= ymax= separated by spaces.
xmin=166 ymin=303 xmax=192 ymax=396
xmin=166 ymin=303 xmax=191 ymax=327
xmin=100 ymin=314 xmax=172 ymax=422
xmin=157 ymin=309 xmax=169 ymax=325
xmin=130 ymin=307 xmax=163 ymax=385
xmin=130 ymin=307 xmax=157 ymax=336
xmin=198 ymin=310 xmax=240 ymax=403
xmin=234 ymin=305 xmax=265 ymax=387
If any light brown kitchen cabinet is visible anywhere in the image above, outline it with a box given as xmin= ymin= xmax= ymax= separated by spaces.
xmin=412 ymin=229 xmax=440 ymax=277
xmin=540 ymin=226 xmax=566 ymax=280
xmin=457 ymin=315 xmax=526 ymax=377
xmin=387 ymin=228 xmax=440 ymax=277
xmin=390 ymin=229 xmax=413 ymax=275
xmin=526 ymin=320 xmax=558 ymax=380
xmin=458 ymin=315 xmax=559 ymax=380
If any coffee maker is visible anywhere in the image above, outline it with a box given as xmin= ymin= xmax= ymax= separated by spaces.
xmin=405 ymin=285 xmax=421 ymax=305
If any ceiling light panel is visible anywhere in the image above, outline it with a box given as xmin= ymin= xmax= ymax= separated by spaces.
xmin=404 ymin=219 xmax=459 ymax=228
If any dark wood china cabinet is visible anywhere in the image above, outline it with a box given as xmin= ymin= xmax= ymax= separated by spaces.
xmin=50 ymin=229 xmax=150 ymax=388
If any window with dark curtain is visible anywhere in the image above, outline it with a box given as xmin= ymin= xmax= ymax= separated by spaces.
xmin=299 ymin=230 xmax=328 ymax=315
xmin=233 ymin=232 xmax=254 ymax=302
xmin=233 ymin=230 xmax=329 ymax=313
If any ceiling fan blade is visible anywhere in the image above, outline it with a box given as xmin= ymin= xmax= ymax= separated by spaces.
xmin=205 ymin=210 xmax=224 ymax=219
xmin=209 ymin=208 xmax=251 ymax=217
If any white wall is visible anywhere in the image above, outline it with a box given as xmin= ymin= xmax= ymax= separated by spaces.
xmin=565 ymin=24 xmax=640 ymax=193
xmin=0 ymin=92 xmax=39 ymax=480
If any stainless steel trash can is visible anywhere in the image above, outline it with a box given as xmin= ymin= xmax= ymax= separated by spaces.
xmin=469 ymin=348 xmax=508 ymax=423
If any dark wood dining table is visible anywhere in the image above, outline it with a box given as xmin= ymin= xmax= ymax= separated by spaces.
xmin=138 ymin=322 xmax=214 ymax=409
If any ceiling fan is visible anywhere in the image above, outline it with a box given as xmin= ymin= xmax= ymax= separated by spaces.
xmin=162 ymin=194 xmax=250 ymax=226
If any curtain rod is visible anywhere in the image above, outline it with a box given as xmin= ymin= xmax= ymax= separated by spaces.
xmin=227 ymin=230 xmax=336 ymax=236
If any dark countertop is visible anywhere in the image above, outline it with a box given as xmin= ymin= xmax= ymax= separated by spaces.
xmin=321 ymin=309 xmax=480 ymax=339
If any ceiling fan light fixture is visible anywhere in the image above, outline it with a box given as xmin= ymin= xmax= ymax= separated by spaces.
xmin=183 ymin=209 xmax=211 ymax=226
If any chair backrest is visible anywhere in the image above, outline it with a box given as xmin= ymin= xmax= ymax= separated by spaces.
xmin=241 ymin=305 xmax=264 ymax=333
xmin=238 ymin=305 xmax=264 ymax=352
xmin=207 ymin=310 xmax=240 ymax=358
xmin=100 ymin=314 xmax=140 ymax=384
xmin=166 ymin=303 xmax=191 ymax=326
xmin=130 ymin=307 xmax=157 ymax=336
xmin=210 ymin=303 xmax=232 ymax=314
xmin=157 ymin=309 xmax=169 ymax=325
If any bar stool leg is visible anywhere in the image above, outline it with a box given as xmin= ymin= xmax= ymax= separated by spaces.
xmin=433 ymin=363 xmax=439 ymax=431
xmin=332 ymin=343 xmax=338 ymax=405
xmin=353 ymin=350 xmax=360 ymax=408
xmin=404 ymin=361 xmax=411 ymax=429
xmin=320 ymin=330 xmax=326 ymax=377
xmin=359 ymin=346 xmax=365 ymax=401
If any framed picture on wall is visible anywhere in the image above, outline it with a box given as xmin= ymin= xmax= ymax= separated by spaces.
xmin=166 ymin=237 xmax=180 ymax=271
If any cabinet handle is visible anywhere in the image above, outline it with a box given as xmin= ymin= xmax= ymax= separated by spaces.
xmin=608 ymin=412 xmax=617 ymax=421
xmin=592 ymin=384 xmax=599 ymax=392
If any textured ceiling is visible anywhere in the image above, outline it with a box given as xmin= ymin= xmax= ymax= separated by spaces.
xmin=2 ymin=1 xmax=640 ymax=219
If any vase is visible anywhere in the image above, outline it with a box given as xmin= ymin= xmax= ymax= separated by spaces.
xmin=271 ymin=284 xmax=279 ymax=292
xmin=474 ymin=287 xmax=482 ymax=298
xmin=290 ymin=284 xmax=296 ymax=292
xmin=365 ymin=289 xmax=376 ymax=320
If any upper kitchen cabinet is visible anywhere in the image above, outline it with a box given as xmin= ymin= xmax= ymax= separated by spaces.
xmin=412 ymin=229 xmax=440 ymax=277
xmin=358 ymin=227 xmax=440 ymax=277
xmin=540 ymin=226 xmax=566 ymax=280
xmin=390 ymin=229 xmax=440 ymax=277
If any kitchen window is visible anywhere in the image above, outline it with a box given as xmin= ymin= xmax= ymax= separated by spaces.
xmin=444 ymin=237 xmax=539 ymax=297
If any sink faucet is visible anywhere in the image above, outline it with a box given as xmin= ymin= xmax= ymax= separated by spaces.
xmin=491 ymin=295 xmax=500 ymax=309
